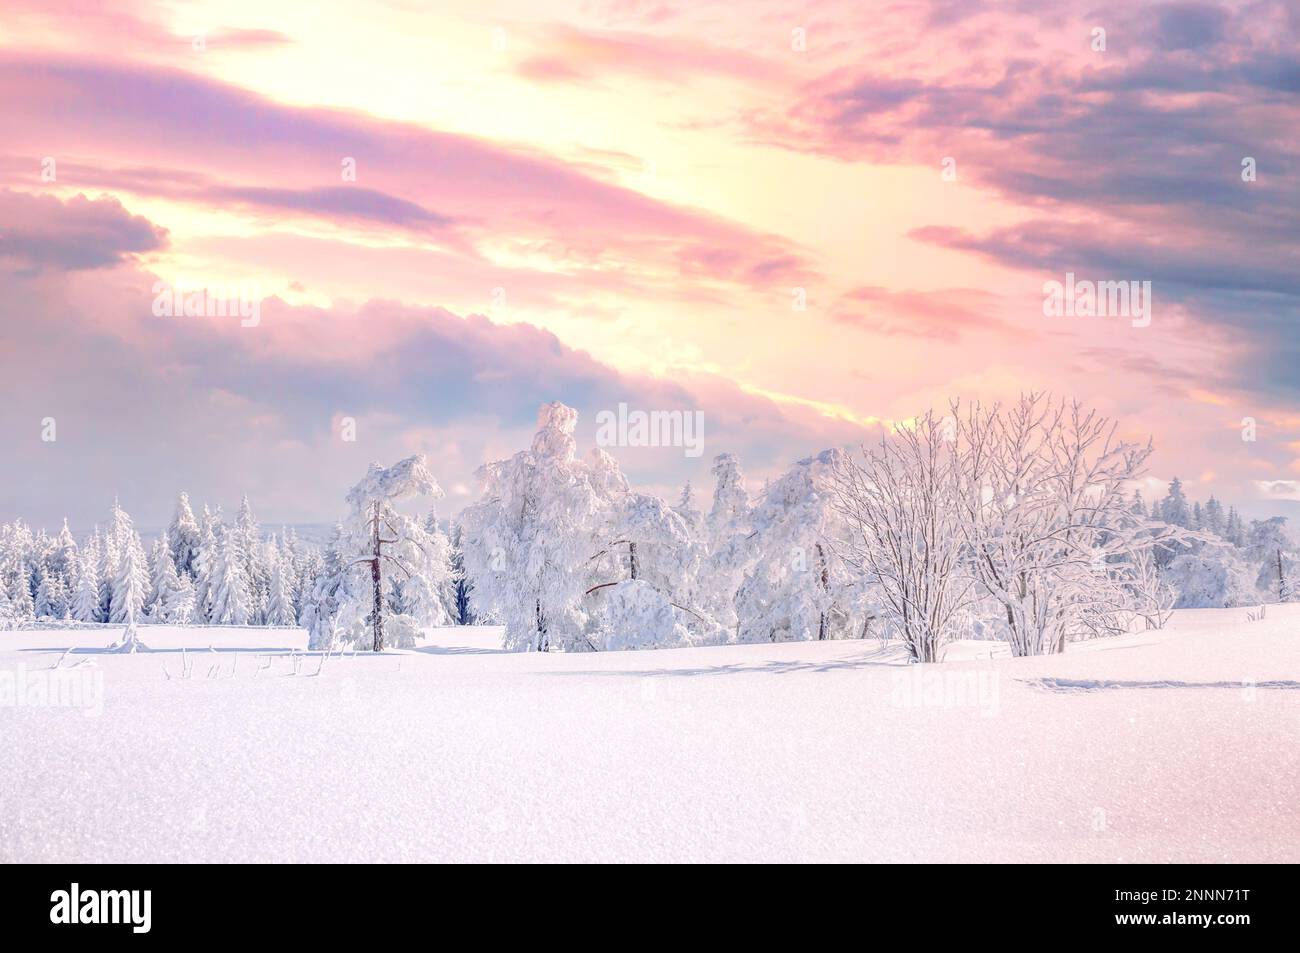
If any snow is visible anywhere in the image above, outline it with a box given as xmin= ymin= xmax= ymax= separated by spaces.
xmin=2 ymin=606 xmax=1297 ymax=862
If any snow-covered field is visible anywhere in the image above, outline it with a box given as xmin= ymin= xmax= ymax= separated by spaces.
xmin=2 ymin=606 xmax=1297 ymax=863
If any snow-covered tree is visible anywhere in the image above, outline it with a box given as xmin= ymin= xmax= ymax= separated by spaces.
xmin=110 ymin=529 xmax=148 ymax=624
xmin=167 ymin=492 xmax=202 ymax=579
xmin=309 ymin=455 xmax=446 ymax=651
xmin=1165 ymin=546 xmax=1257 ymax=608
xmin=48 ymin=519 xmax=78 ymax=589
xmin=33 ymin=571 xmax=68 ymax=620
xmin=263 ymin=541 xmax=297 ymax=626
xmin=168 ymin=576 xmax=197 ymax=625
xmin=10 ymin=563 xmax=35 ymax=622
xmin=96 ymin=527 xmax=117 ymax=624
xmin=950 ymin=395 xmax=1186 ymax=656
xmin=190 ymin=508 xmax=219 ymax=623
xmin=207 ymin=530 xmax=251 ymax=625
xmin=394 ymin=510 xmax=455 ymax=630
xmin=1157 ymin=477 xmax=1192 ymax=528
xmin=71 ymin=542 xmax=101 ymax=623
xmin=833 ymin=414 xmax=972 ymax=661
xmin=584 ymin=455 xmax=710 ymax=650
xmin=147 ymin=536 xmax=182 ymax=622
xmin=1203 ymin=495 xmax=1226 ymax=538
xmin=736 ymin=448 xmax=867 ymax=645
xmin=696 ymin=452 xmax=752 ymax=634
xmin=460 ymin=403 xmax=614 ymax=652
xmin=234 ymin=495 xmax=267 ymax=623
xmin=0 ymin=584 xmax=16 ymax=628
xmin=449 ymin=523 xmax=474 ymax=625
xmin=302 ymin=524 xmax=344 ymax=644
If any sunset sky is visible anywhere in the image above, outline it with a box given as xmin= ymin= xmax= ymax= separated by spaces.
xmin=2 ymin=0 xmax=1298 ymax=531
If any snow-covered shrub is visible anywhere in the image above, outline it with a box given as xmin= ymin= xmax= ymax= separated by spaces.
xmin=1165 ymin=548 xmax=1258 ymax=608
xmin=588 ymin=580 xmax=692 ymax=651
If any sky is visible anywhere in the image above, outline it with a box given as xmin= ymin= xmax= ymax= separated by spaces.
xmin=1 ymin=0 xmax=1298 ymax=532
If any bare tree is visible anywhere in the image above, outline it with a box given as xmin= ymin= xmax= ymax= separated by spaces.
xmin=831 ymin=413 xmax=972 ymax=662
xmin=950 ymin=394 xmax=1186 ymax=656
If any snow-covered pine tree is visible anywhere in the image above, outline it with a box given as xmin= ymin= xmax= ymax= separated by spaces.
xmin=33 ymin=570 xmax=59 ymax=620
xmin=96 ymin=527 xmax=117 ymax=623
xmin=697 ymin=452 xmax=752 ymax=635
xmin=71 ymin=542 xmax=101 ymax=623
xmin=147 ymin=535 xmax=182 ymax=622
xmin=190 ymin=508 xmax=219 ymax=623
xmin=1230 ymin=508 xmax=1247 ymax=547
xmin=394 ymin=509 xmax=455 ymax=630
xmin=449 ymin=522 xmax=473 ymax=625
xmin=302 ymin=523 xmax=344 ymax=647
xmin=1158 ymin=478 xmax=1192 ymax=528
xmin=263 ymin=541 xmax=297 ymax=626
xmin=167 ymin=492 xmax=202 ymax=579
xmin=234 ymin=495 xmax=267 ymax=623
xmin=49 ymin=519 xmax=79 ymax=590
xmin=110 ymin=529 xmax=148 ymax=624
xmin=207 ymin=529 xmax=251 ymax=625
xmin=168 ymin=576 xmax=197 ymax=625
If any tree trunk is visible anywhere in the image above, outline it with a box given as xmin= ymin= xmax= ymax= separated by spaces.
xmin=816 ymin=543 xmax=829 ymax=640
xmin=628 ymin=541 xmax=638 ymax=580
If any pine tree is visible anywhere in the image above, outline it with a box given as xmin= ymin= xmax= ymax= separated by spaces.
xmin=207 ymin=531 xmax=251 ymax=625
xmin=1204 ymin=496 xmax=1226 ymax=537
xmin=71 ymin=545 xmax=101 ymax=623
xmin=1158 ymin=478 xmax=1191 ymax=528
xmin=10 ymin=564 xmax=35 ymax=621
xmin=450 ymin=522 xmax=473 ymax=625
xmin=33 ymin=570 xmax=58 ymax=619
xmin=97 ymin=528 xmax=117 ymax=623
xmin=1225 ymin=507 xmax=1246 ymax=547
xmin=234 ymin=495 xmax=267 ymax=623
xmin=168 ymin=576 xmax=197 ymax=625
xmin=167 ymin=492 xmax=202 ymax=578
xmin=49 ymin=519 xmax=79 ymax=589
xmin=191 ymin=509 xmax=219 ymax=622
xmin=0 ymin=583 xmax=16 ymax=628
xmin=147 ymin=536 xmax=181 ymax=622
xmin=110 ymin=531 xmax=148 ymax=624
xmin=263 ymin=543 xmax=296 ymax=626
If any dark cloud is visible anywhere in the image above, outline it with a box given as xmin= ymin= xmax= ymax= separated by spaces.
xmin=1154 ymin=3 xmax=1230 ymax=50
xmin=0 ymin=189 xmax=167 ymax=270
